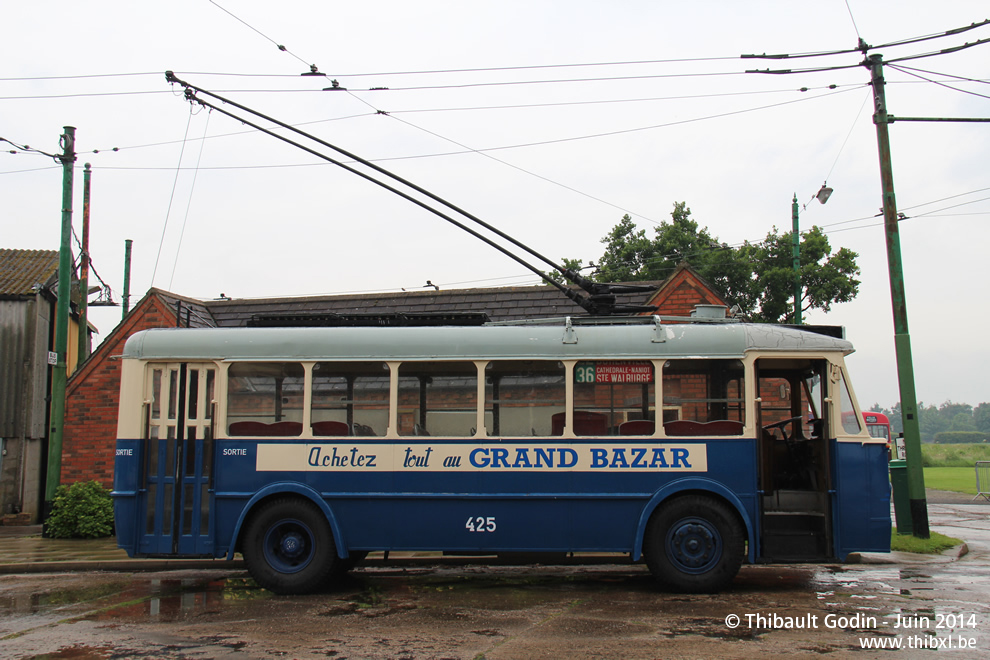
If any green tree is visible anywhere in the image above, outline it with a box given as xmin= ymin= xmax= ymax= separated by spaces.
xmin=749 ymin=225 xmax=859 ymax=323
xmin=939 ymin=401 xmax=973 ymax=420
xmin=573 ymin=203 xmax=860 ymax=322
xmin=889 ymin=401 xmax=903 ymax=435
xmin=918 ymin=403 xmax=949 ymax=443
xmin=974 ymin=402 xmax=990 ymax=434
xmin=543 ymin=257 xmax=587 ymax=286
xmin=949 ymin=412 xmax=977 ymax=433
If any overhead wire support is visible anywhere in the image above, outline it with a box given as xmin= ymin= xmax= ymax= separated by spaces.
xmin=164 ymin=72 xmax=655 ymax=315
xmin=741 ymin=18 xmax=990 ymax=62
xmin=742 ymin=19 xmax=990 ymax=76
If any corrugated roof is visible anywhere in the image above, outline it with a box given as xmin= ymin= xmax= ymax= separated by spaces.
xmin=0 ymin=249 xmax=59 ymax=298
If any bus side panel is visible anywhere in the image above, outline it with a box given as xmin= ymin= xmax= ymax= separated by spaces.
xmin=112 ymin=437 xmax=143 ymax=557
xmin=213 ymin=438 xmax=759 ymax=555
xmin=832 ymin=440 xmax=891 ymax=558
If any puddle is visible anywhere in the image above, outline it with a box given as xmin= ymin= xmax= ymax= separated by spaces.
xmin=0 ymin=582 xmax=131 ymax=616
xmin=407 ymin=574 xmax=585 ymax=611
xmin=84 ymin=576 xmax=271 ymax=623
xmin=24 ymin=644 xmax=116 ymax=659
xmin=0 ymin=572 xmax=269 ymax=624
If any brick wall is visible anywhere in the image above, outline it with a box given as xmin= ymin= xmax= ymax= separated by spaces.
xmin=648 ymin=266 xmax=728 ymax=317
xmin=60 ymin=297 xmax=176 ymax=488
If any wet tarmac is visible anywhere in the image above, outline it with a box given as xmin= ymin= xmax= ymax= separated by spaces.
xmin=0 ymin=490 xmax=988 ymax=659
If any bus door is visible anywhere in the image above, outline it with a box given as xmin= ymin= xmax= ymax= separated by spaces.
xmin=139 ymin=363 xmax=216 ymax=556
xmin=755 ymin=358 xmax=832 ymax=561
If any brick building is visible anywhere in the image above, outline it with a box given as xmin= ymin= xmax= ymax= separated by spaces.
xmin=60 ymin=263 xmax=729 ymax=488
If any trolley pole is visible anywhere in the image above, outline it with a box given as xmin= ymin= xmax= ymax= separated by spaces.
xmin=44 ymin=126 xmax=76 ymax=523
xmin=866 ymin=54 xmax=929 ymax=538
xmin=791 ymin=194 xmax=801 ymax=325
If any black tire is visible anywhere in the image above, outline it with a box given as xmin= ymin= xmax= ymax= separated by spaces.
xmin=242 ymin=497 xmax=338 ymax=595
xmin=643 ymin=495 xmax=744 ymax=593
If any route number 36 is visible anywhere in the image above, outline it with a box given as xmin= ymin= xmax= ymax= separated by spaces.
xmin=465 ymin=516 xmax=496 ymax=532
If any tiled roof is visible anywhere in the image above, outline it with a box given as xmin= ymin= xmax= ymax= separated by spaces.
xmin=0 ymin=249 xmax=59 ymax=298
xmin=141 ymin=264 xmax=726 ymax=329
xmin=204 ymin=283 xmax=666 ymax=327
xmin=152 ymin=289 xmax=216 ymax=328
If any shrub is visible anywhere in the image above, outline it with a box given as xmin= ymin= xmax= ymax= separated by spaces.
xmin=45 ymin=481 xmax=114 ymax=539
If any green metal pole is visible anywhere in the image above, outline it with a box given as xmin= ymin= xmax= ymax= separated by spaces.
xmin=44 ymin=126 xmax=76 ymax=521
xmin=866 ymin=54 xmax=929 ymax=538
xmin=122 ymin=239 xmax=133 ymax=319
xmin=792 ymin=193 xmax=801 ymax=325
xmin=77 ymin=163 xmax=91 ymax=362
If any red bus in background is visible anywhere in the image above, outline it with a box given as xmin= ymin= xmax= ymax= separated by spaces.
xmin=863 ymin=412 xmax=893 ymax=444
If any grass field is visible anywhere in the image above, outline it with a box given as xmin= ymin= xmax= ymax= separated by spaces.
xmin=916 ymin=444 xmax=990 ymax=494
xmin=921 ymin=443 xmax=990 ymax=467
xmin=923 ymin=467 xmax=981 ymax=494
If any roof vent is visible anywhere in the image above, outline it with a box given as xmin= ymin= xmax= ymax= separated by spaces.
xmin=691 ymin=305 xmax=728 ymax=319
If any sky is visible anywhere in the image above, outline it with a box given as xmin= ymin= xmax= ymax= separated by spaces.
xmin=3 ymin=1 xmax=988 ymax=410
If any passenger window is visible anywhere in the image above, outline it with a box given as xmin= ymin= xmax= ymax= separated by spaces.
xmin=398 ymin=362 xmax=477 ymax=437
xmin=837 ymin=370 xmax=862 ymax=435
xmin=757 ymin=358 xmax=827 ymax=441
xmin=226 ymin=362 xmax=304 ymax=436
xmin=311 ymin=362 xmax=390 ymax=437
xmin=573 ymin=361 xmax=655 ymax=436
xmin=662 ymin=359 xmax=745 ymax=436
xmin=485 ymin=361 xmax=565 ymax=437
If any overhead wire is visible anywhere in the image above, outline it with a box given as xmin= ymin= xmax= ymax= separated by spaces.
xmin=168 ymin=109 xmax=212 ymax=290
xmin=164 ymin=8 xmax=990 ymax=300
xmin=741 ymin=17 xmax=990 ymax=61
xmin=843 ymin=0 xmax=863 ymax=43
xmin=39 ymin=83 xmax=866 ymax=175
xmin=885 ymin=64 xmax=990 ymax=86
xmin=151 ymin=108 xmax=196 ymax=287
xmin=887 ymin=64 xmax=990 ymax=100
xmin=166 ymin=74 xmax=607 ymax=308
xmin=54 ymin=84 xmax=853 ymax=159
xmin=342 ymin=88 xmax=660 ymax=224
xmin=207 ymin=0 xmax=314 ymax=71
xmin=0 ymin=136 xmax=59 ymax=160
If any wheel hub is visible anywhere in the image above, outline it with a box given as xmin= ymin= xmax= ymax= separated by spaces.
xmin=264 ymin=520 xmax=315 ymax=573
xmin=667 ymin=518 xmax=722 ymax=574
xmin=280 ymin=531 xmax=305 ymax=558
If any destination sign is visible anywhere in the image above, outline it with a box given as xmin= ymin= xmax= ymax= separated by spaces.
xmin=575 ymin=361 xmax=653 ymax=384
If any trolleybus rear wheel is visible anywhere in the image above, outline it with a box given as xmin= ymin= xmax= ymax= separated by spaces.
xmin=644 ymin=495 xmax=743 ymax=593
xmin=243 ymin=497 xmax=338 ymax=594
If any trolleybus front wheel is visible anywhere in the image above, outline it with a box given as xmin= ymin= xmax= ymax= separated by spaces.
xmin=243 ymin=497 xmax=338 ymax=595
xmin=644 ymin=495 xmax=743 ymax=593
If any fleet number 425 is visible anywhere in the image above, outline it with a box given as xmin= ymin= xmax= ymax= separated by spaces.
xmin=465 ymin=516 xmax=496 ymax=532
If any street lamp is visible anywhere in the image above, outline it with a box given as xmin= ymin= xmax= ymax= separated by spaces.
xmin=793 ymin=183 xmax=833 ymax=324
xmin=816 ymin=183 xmax=833 ymax=204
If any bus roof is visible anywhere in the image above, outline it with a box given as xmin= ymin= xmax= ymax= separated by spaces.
xmin=121 ymin=319 xmax=854 ymax=362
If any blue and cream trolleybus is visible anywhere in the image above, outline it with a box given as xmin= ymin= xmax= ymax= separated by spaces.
xmin=112 ymin=314 xmax=891 ymax=594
